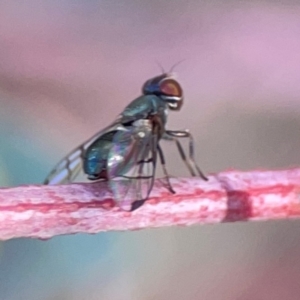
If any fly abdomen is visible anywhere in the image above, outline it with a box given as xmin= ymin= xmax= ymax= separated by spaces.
xmin=83 ymin=131 xmax=117 ymax=180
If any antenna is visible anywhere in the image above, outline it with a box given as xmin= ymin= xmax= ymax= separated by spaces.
xmin=169 ymin=59 xmax=186 ymax=73
xmin=155 ymin=61 xmax=165 ymax=74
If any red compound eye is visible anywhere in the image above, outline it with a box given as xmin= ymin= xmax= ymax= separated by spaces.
xmin=160 ymin=79 xmax=182 ymax=97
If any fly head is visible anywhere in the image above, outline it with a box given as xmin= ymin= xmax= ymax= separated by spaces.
xmin=142 ymin=74 xmax=183 ymax=111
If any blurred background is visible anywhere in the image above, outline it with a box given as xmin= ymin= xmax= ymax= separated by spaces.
xmin=1 ymin=1 xmax=300 ymax=299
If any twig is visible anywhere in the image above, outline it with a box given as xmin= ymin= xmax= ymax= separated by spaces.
xmin=1 ymin=168 xmax=300 ymax=240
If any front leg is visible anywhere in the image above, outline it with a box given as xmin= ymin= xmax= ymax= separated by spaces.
xmin=163 ymin=129 xmax=208 ymax=181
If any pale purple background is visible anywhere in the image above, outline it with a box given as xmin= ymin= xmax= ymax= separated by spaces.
xmin=1 ymin=1 xmax=300 ymax=299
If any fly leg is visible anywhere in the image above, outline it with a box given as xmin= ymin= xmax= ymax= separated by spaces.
xmin=163 ymin=134 xmax=196 ymax=177
xmin=157 ymin=144 xmax=176 ymax=194
xmin=163 ymin=130 xmax=208 ymax=181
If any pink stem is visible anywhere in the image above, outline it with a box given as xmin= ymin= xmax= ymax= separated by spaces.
xmin=1 ymin=168 xmax=300 ymax=240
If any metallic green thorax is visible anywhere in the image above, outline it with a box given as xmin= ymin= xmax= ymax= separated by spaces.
xmin=120 ymin=94 xmax=168 ymax=126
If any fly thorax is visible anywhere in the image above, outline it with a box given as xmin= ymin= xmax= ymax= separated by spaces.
xmin=132 ymin=119 xmax=152 ymax=140
xmin=156 ymin=102 xmax=168 ymax=126
xmin=132 ymin=119 xmax=151 ymax=127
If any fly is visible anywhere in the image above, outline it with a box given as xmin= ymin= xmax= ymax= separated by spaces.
xmin=44 ymin=73 xmax=208 ymax=211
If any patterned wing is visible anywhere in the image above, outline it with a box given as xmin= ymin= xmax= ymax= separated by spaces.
xmin=44 ymin=120 xmax=120 ymax=185
xmin=44 ymin=145 xmax=84 ymax=185
xmin=107 ymin=121 xmax=157 ymax=211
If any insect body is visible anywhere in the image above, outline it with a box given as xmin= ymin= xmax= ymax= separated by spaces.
xmin=44 ymin=73 xmax=208 ymax=211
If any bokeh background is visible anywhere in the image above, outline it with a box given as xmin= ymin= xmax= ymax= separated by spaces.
xmin=1 ymin=1 xmax=300 ymax=299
